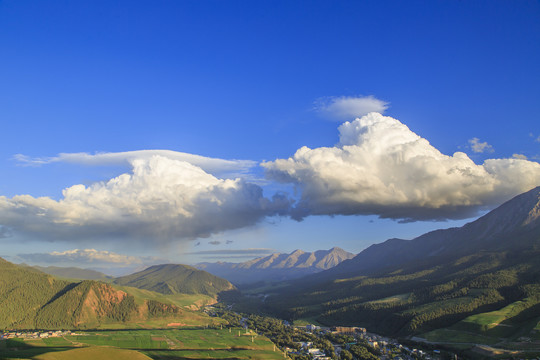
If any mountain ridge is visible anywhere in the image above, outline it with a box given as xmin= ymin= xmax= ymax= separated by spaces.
xmin=322 ymin=186 xmax=540 ymax=279
xmin=196 ymin=247 xmax=354 ymax=284
xmin=258 ymin=186 xmax=540 ymax=337
xmin=114 ymin=263 xmax=235 ymax=296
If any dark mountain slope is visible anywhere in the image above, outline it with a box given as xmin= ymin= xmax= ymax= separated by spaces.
xmin=197 ymin=247 xmax=354 ymax=284
xmin=114 ymin=264 xmax=235 ymax=296
xmin=260 ymin=186 xmax=540 ymax=337
xmin=320 ymin=186 xmax=540 ymax=279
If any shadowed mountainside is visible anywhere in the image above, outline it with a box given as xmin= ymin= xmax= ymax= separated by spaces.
xmin=258 ymin=186 xmax=540 ymax=338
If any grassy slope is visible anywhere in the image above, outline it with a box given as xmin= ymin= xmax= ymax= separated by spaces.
xmin=114 ymin=264 xmax=235 ymax=297
xmin=421 ymin=284 xmax=540 ymax=344
xmin=112 ymin=284 xmax=216 ymax=309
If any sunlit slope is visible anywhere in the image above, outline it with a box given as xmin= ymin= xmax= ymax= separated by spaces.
xmin=114 ymin=264 xmax=235 ymax=296
xmin=0 ymin=259 xmax=218 ymax=329
xmin=0 ymin=258 xmax=69 ymax=328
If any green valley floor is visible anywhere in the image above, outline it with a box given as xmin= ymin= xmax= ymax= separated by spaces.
xmin=0 ymin=328 xmax=285 ymax=360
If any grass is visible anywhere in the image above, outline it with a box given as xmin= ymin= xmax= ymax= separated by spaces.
xmin=457 ymin=297 xmax=539 ymax=332
xmin=67 ymin=333 xmax=168 ymax=349
xmin=142 ymin=349 xmax=284 ymax=359
xmin=420 ymin=328 xmax=499 ymax=345
xmin=0 ymin=328 xmax=283 ymax=360
xmin=293 ymin=317 xmax=324 ymax=327
xmin=365 ymin=293 xmax=411 ymax=305
xmin=112 ymin=285 xmax=216 ymax=309
xmin=33 ymin=346 xmax=153 ymax=360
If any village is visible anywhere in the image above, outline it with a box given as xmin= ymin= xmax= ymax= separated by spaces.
xmin=284 ymin=324 xmax=443 ymax=360
xmin=1 ymin=330 xmax=80 ymax=340
xmin=204 ymin=304 xmax=446 ymax=360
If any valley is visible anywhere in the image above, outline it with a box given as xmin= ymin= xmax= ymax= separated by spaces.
xmin=2 ymin=187 xmax=540 ymax=359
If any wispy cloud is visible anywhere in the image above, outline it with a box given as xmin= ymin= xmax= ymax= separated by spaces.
xmin=263 ymin=112 xmax=540 ymax=222
xmin=13 ymin=150 xmax=257 ymax=179
xmin=186 ymin=248 xmax=274 ymax=256
xmin=512 ymin=154 xmax=528 ymax=160
xmin=315 ymin=95 xmax=389 ymax=121
xmin=469 ymin=137 xmax=494 ymax=153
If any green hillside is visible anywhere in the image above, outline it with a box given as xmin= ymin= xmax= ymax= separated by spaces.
xmin=255 ymin=188 xmax=540 ymax=339
xmin=261 ymin=250 xmax=540 ymax=336
xmin=0 ymin=258 xmax=218 ymax=330
xmin=114 ymin=264 xmax=235 ymax=297
xmin=0 ymin=258 xmax=70 ymax=329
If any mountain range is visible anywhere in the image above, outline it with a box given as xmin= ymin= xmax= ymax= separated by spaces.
xmin=257 ymin=186 xmax=540 ymax=338
xmin=196 ymin=247 xmax=354 ymax=284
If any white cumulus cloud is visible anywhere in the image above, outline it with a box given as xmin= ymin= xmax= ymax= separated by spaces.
xmin=315 ymin=95 xmax=389 ymax=121
xmin=262 ymin=112 xmax=540 ymax=221
xmin=469 ymin=137 xmax=494 ymax=153
xmin=0 ymin=155 xmax=291 ymax=244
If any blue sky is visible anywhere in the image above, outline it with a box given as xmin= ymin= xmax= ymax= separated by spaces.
xmin=1 ymin=0 xmax=539 ymax=274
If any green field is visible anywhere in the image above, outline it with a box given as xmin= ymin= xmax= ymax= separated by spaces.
xmin=112 ymin=284 xmax=217 ymax=309
xmin=33 ymin=347 xmax=153 ymax=360
xmin=0 ymin=328 xmax=285 ymax=360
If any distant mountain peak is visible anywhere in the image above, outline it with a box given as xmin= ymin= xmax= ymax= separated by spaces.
xmin=195 ymin=247 xmax=355 ymax=284
xmin=461 ymin=185 xmax=540 ymax=239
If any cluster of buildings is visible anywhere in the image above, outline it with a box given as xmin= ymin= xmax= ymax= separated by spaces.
xmin=1 ymin=330 xmax=73 ymax=339
xmin=284 ymin=341 xmax=332 ymax=360
xmin=300 ymin=324 xmax=443 ymax=360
